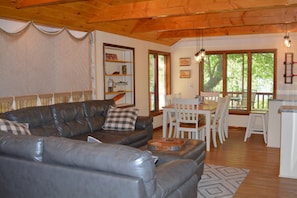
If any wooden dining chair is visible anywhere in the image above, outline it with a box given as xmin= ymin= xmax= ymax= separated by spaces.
xmin=165 ymin=93 xmax=183 ymax=138
xmin=200 ymin=91 xmax=220 ymax=102
xmin=209 ymin=95 xmax=231 ymax=147
xmin=165 ymin=95 xmax=176 ymax=138
xmin=173 ymin=98 xmax=205 ymax=140
xmin=222 ymin=95 xmax=231 ymax=139
xmin=210 ymin=97 xmax=225 ymax=147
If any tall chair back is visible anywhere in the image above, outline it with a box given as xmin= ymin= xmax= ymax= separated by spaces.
xmin=165 ymin=93 xmax=182 ymax=138
xmin=174 ymin=98 xmax=205 ymax=140
xmin=222 ymin=95 xmax=231 ymax=139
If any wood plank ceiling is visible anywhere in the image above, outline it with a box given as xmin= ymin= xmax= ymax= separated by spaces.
xmin=1 ymin=0 xmax=297 ymax=46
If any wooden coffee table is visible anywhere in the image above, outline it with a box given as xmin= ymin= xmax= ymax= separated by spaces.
xmin=144 ymin=138 xmax=206 ymax=166
xmin=147 ymin=138 xmax=187 ymax=151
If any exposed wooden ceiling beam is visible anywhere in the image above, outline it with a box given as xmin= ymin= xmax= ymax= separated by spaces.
xmin=16 ymin=0 xmax=87 ymax=9
xmin=132 ymin=6 xmax=297 ymax=33
xmin=88 ymin=0 xmax=297 ymax=23
xmin=2 ymin=0 xmax=297 ymax=46
xmin=158 ymin=23 xmax=297 ymax=39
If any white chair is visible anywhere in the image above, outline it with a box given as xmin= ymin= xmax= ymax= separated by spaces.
xmin=200 ymin=91 xmax=220 ymax=102
xmin=240 ymin=91 xmax=256 ymax=109
xmin=221 ymin=95 xmax=231 ymax=140
xmin=173 ymin=98 xmax=205 ymax=140
xmin=165 ymin=94 xmax=181 ymax=138
xmin=210 ymin=97 xmax=225 ymax=147
xmin=244 ymin=110 xmax=268 ymax=144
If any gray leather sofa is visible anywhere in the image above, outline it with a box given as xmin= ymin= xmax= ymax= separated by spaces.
xmin=0 ymin=131 xmax=200 ymax=198
xmin=0 ymin=99 xmax=153 ymax=148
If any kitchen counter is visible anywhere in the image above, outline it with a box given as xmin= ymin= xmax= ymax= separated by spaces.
xmin=278 ymin=105 xmax=297 ymax=113
xmin=279 ymin=105 xmax=297 ymax=179
xmin=268 ymin=99 xmax=297 ymax=148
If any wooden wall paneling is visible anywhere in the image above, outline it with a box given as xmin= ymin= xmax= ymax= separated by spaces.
xmin=0 ymin=97 xmax=14 ymax=113
xmin=38 ymin=93 xmax=54 ymax=106
xmin=53 ymin=92 xmax=71 ymax=104
xmin=83 ymin=90 xmax=93 ymax=101
xmin=14 ymin=95 xmax=38 ymax=109
xmin=71 ymin=91 xmax=83 ymax=102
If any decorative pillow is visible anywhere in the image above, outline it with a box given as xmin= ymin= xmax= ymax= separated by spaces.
xmin=102 ymin=106 xmax=139 ymax=131
xmin=0 ymin=119 xmax=31 ymax=135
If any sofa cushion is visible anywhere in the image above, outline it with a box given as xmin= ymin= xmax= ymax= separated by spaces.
xmin=50 ymin=102 xmax=90 ymax=137
xmin=99 ymin=130 xmax=148 ymax=145
xmin=70 ymin=129 xmax=148 ymax=146
xmin=43 ymin=136 xmax=156 ymax=197
xmin=0 ymin=131 xmax=43 ymax=162
xmin=0 ymin=119 xmax=31 ymax=135
xmin=69 ymin=131 xmax=129 ymax=144
xmin=5 ymin=106 xmax=57 ymax=137
xmin=83 ymin=100 xmax=115 ymax=132
xmin=102 ymin=106 xmax=139 ymax=131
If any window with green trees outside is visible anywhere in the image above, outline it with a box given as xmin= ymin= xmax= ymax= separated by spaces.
xmin=199 ymin=49 xmax=276 ymax=114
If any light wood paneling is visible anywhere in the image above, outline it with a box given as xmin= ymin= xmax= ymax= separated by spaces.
xmin=53 ymin=92 xmax=71 ymax=104
xmin=2 ymin=0 xmax=297 ymax=45
xmin=0 ymin=97 xmax=13 ymax=113
xmin=14 ymin=95 xmax=38 ymax=109
xmin=71 ymin=91 xmax=83 ymax=102
xmin=38 ymin=94 xmax=53 ymax=106
xmin=83 ymin=90 xmax=93 ymax=101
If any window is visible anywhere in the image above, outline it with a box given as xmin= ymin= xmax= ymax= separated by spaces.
xmin=149 ymin=50 xmax=171 ymax=116
xmin=200 ymin=49 xmax=276 ymax=114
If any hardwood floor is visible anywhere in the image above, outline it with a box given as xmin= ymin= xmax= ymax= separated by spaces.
xmin=152 ymin=127 xmax=297 ymax=198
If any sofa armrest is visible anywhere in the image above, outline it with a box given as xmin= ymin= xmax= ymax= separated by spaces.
xmin=155 ymin=159 xmax=198 ymax=198
xmin=135 ymin=116 xmax=153 ymax=129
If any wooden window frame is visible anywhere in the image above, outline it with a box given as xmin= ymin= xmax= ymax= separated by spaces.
xmin=149 ymin=50 xmax=171 ymax=116
xmin=199 ymin=49 xmax=277 ymax=114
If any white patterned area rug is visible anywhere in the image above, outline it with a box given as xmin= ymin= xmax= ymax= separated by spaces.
xmin=198 ymin=164 xmax=249 ymax=198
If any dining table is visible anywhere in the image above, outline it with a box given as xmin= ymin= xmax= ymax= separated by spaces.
xmin=162 ymin=101 xmax=217 ymax=152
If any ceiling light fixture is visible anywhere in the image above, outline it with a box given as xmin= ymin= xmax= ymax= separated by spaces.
xmin=284 ymin=24 xmax=291 ymax=48
xmin=194 ymin=30 xmax=206 ymax=63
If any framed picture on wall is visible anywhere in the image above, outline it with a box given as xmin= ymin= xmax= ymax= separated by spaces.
xmin=179 ymin=57 xmax=191 ymax=66
xmin=180 ymin=70 xmax=191 ymax=78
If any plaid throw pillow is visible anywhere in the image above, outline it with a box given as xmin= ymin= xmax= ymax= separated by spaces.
xmin=0 ymin=119 xmax=31 ymax=135
xmin=102 ymin=106 xmax=139 ymax=131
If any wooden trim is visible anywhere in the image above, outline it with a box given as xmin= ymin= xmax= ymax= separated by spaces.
xmin=199 ymin=49 xmax=277 ymax=114
xmin=0 ymin=97 xmax=14 ymax=113
xmin=16 ymin=0 xmax=87 ymax=9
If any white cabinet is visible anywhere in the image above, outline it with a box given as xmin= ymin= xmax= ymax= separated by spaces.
xmin=268 ymin=99 xmax=297 ymax=148
xmin=103 ymin=43 xmax=135 ymax=107
xmin=279 ymin=106 xmax=297 ymax=179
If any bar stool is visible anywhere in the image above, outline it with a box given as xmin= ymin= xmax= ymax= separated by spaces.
xmin=244 ymin=110 xmax=268 ymax=144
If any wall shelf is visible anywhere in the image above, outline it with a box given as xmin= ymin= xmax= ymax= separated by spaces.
xmin=103 ymin=43 xmax=135 ymax=107
xmin=105 ymin=59 xmax=132 ymax=63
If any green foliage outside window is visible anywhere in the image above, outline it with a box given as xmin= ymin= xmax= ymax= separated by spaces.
xmin=201 ymin=51 xmax=275 ymax=111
